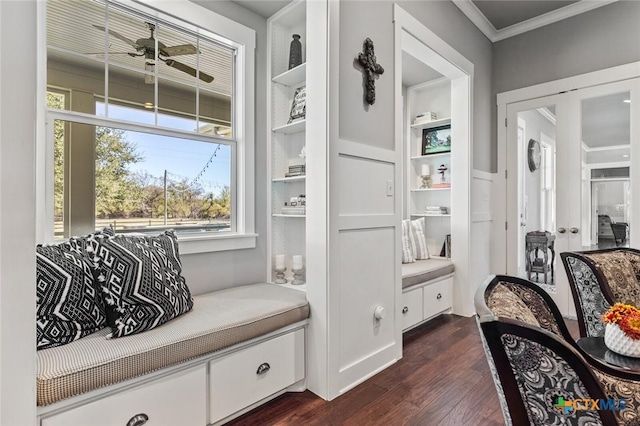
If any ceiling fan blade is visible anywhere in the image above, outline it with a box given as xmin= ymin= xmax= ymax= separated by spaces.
xmin=160 ymin=44 xmax=198 ymax=57
xmin=92 ymin=25 xmax=140 ymax=50
xmin=163 ymin=59 xmax=214 ymax=83
xmin=85 ymin=52 xmax=136 ymax=56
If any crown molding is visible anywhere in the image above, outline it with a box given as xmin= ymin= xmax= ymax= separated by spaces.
xmin=453 ymin=0 xmax=619 ymax=43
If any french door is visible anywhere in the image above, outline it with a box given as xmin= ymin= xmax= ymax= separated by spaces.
xmin=506 ymin=78 xmax=639 ymax=316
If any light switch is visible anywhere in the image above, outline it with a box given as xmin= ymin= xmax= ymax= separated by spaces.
xmin=386 ymin=180 xmax=393 ymax=197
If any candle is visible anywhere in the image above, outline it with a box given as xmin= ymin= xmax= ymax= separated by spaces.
xmin=421 ymin=164 xmax=430 ymax=176
xmin=275 ymin=254 xmax=285 ymax=270
xmin=292 ymin=255 xmax=303 ymax=270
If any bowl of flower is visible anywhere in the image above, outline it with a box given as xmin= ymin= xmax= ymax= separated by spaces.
xmin=602 ymin=303 xmax=640 ymax=358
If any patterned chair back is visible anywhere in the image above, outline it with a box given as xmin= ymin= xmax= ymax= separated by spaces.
xmin=475 ymin=275 xmax=590 ymax=425
xmin=476 ymin=316 xmax=618 ymax=426
xmin=480 ymin=274 xmax=574 ymax=342
xmin=561 ymin=248 xmax=640 ymax=338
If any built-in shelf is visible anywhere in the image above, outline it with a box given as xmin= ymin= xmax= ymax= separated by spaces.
xmin=272 ymin=176 xmax=306 ymax=183
xmin=272 ymin=63 xmax=306 ymax=87
xmin=410 ymin=152 xmax=451 ymax=161
xmin=410 ymin=117 xmax=451 ymax=130
xmin=272 ymin=213 xmax=306 ymax=218
xmin=411 ymin=187 xmax=451 ymax=192
xmin=410 ymin=213 xmax=451 ymax=217
xmin=275 ymin=282 xmax=307 ymax=292
xmin=272 ymin=119 xmax=306 ymax=134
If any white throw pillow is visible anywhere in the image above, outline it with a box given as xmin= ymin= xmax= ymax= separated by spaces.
xmin=409 ymin=217 xmax=430 ymax=260
xmin=401 ymin=219 xmax=416 ymax=264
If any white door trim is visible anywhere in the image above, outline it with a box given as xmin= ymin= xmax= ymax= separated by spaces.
xmin=494 ymin=62 xmax=640 ymax=275
xmin=394 ymin=4 xmax=475 ymax=316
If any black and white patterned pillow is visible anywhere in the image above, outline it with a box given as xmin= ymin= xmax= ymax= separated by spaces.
xmin=92 ymin=230 xmax=193 ymax=338
xmin=36 ymin=243 xmax=106 ymax=350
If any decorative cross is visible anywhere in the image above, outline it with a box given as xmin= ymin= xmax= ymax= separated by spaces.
xmin=356 ymin=38 xmax=384 ymax=105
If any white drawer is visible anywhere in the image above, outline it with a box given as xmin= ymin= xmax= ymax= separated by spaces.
xmin=209 ymin=329 xmax=305 ymax=424
xmin=401 ymin=287 xmax=423 ymax=330
xmin=42 ymin=365 xmax=206 ymax=426
xmin=423 ymin=276 xmax=453 ymax=320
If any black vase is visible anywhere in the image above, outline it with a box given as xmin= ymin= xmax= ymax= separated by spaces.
xmin=288 ymin=34 xmax=302 ymax=70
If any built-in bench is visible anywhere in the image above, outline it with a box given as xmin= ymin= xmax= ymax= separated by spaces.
xmin=37 ymin=283 xmax=309 ymax=426
xmin=401 ymin=258 xmax=454 ymax=331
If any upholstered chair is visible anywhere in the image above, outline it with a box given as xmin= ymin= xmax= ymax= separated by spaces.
xmin=476 ymin=275 xmax=640 ymax=426
xmin=477 ymin=316 xmax=619 ymax=425
xmin=561 ymin=248 xmax=640 ymax=339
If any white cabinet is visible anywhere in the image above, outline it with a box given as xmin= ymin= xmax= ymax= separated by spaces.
xmin=42 ymin=365 xmax=207 ymax=426
xmin=40 ymin=328 xmax=307 ymax=426
xmin=401 ymin=275 xmax=453 ymax=331
xmin=208 ymin=329 xmax=305 ymax=424
xmin=423 ymin=276 xmax=453 ymax=320
xmin=267 ymin=1 xmax=308 ymax=285
xmin=401 ymin=286 xmax=423 ymax=330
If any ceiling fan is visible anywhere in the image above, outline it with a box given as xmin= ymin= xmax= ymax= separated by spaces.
xmin=92 ymin=22 xmax=214 ymax=84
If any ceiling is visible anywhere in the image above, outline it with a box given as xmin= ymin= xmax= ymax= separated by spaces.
xmin=232 ymin=0 xmax=618 ymax=43
xmin=453 ymin=0 xmax=618 ymax=42
xmin=471 ymin=0 xmax=577 ymax=30
xmin=582 ymin=92 xmax=631 ymax=149
xmin=402 ymin=51 xmax=443 ymax=88
xmin=231 ymin=1 xmax=291 ymax=18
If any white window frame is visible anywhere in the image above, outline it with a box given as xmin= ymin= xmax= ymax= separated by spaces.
xmin=38 ymin=0 xmax=256 ymax=254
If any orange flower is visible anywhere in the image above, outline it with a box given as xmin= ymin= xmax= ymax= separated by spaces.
xmin=603 ymin=303 xmax=640 ymax=340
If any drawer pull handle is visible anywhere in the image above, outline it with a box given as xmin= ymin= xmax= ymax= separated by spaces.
xmin=257 ymin=362 xmax=271 ymax=375
xmin=437 ymin=293 xmax=442 ymax=300
xmin=402 ymin=306 xmax=408 ymax=314
xmin=126 ymin=413 xmax=149 ymax=426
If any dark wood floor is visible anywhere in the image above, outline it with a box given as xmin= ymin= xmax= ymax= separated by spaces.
xmin=228 ymin=315 xmax=505 ymax=426
xmin=228 ymin=314 xmax=580 ymax=426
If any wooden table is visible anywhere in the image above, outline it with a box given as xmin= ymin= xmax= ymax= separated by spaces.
xmin=577 ymin=336 xmax=640 ymax=372
xmin=525 ymin=231 xmax=556 ymax=284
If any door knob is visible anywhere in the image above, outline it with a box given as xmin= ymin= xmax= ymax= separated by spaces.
xmin=570 ymin=227 xmax=579 ymax=234
xmin=558 ymin=227 xmax=566 ymax=234
xmin=374 ymin=306 xmax=386 ymax=320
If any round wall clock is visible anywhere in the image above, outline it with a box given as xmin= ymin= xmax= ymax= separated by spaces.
xmin=528 ymin=138 xmax=541 ymax=172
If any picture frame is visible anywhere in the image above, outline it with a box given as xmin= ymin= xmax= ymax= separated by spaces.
xmin=288 ymin=86 xmax=306 ymax=123
xmin=421 ymin=124 xmax=451 ymax=156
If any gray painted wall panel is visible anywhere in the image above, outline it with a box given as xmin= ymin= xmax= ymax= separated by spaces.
xmin=339 ymin=1 xmax=395 ymax=150
xmin=338 ymin=0 xmax=493 ymax=171
xmin=493 ymin=1 xmax=640 ymax=171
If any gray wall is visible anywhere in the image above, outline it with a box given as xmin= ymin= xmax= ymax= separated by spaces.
xmin=186 ymin=0 xmax=269 ymax=295
xmin=338 ymin=0 xmax=493 ymax=171
xmin=492 ymin=0 xmax=640 ymax=171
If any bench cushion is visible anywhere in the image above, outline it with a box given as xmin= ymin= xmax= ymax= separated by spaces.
xmin=402 ymin=258 xmax=454 ymax=289
xmin=37 ymin=283 xmax=309 ymax=406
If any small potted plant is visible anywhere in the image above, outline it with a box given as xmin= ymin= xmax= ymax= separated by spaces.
xmin=602 ymin=303 xmax=640 ymax=358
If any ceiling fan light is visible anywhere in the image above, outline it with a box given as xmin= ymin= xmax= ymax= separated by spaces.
xmin=144 ymin=61 xmax=155 ymax=84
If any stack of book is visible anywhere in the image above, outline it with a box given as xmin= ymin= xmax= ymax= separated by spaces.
xmin=413 ymin=111 xmax=437 ymax=125
xmin=431 ymin=182 xmax=451 ymax=189
xmin=281 ymin=206 xmax=306 ymax=215
xmin=285 ymin=164 xmax=306 ymax=177
xmin=425 ymin=206 xmax=448 ymax=215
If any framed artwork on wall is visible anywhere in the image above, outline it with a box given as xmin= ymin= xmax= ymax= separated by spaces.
xmin=421 ymin=125 xmax=451 ymax=156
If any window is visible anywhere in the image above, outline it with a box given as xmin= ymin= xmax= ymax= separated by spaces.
xmin=43 ymin=0 xmax=255 ymax=252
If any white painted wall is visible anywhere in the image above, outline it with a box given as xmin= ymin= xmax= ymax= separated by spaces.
xmin=0 ymin=1 xmax=37 ymax=424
